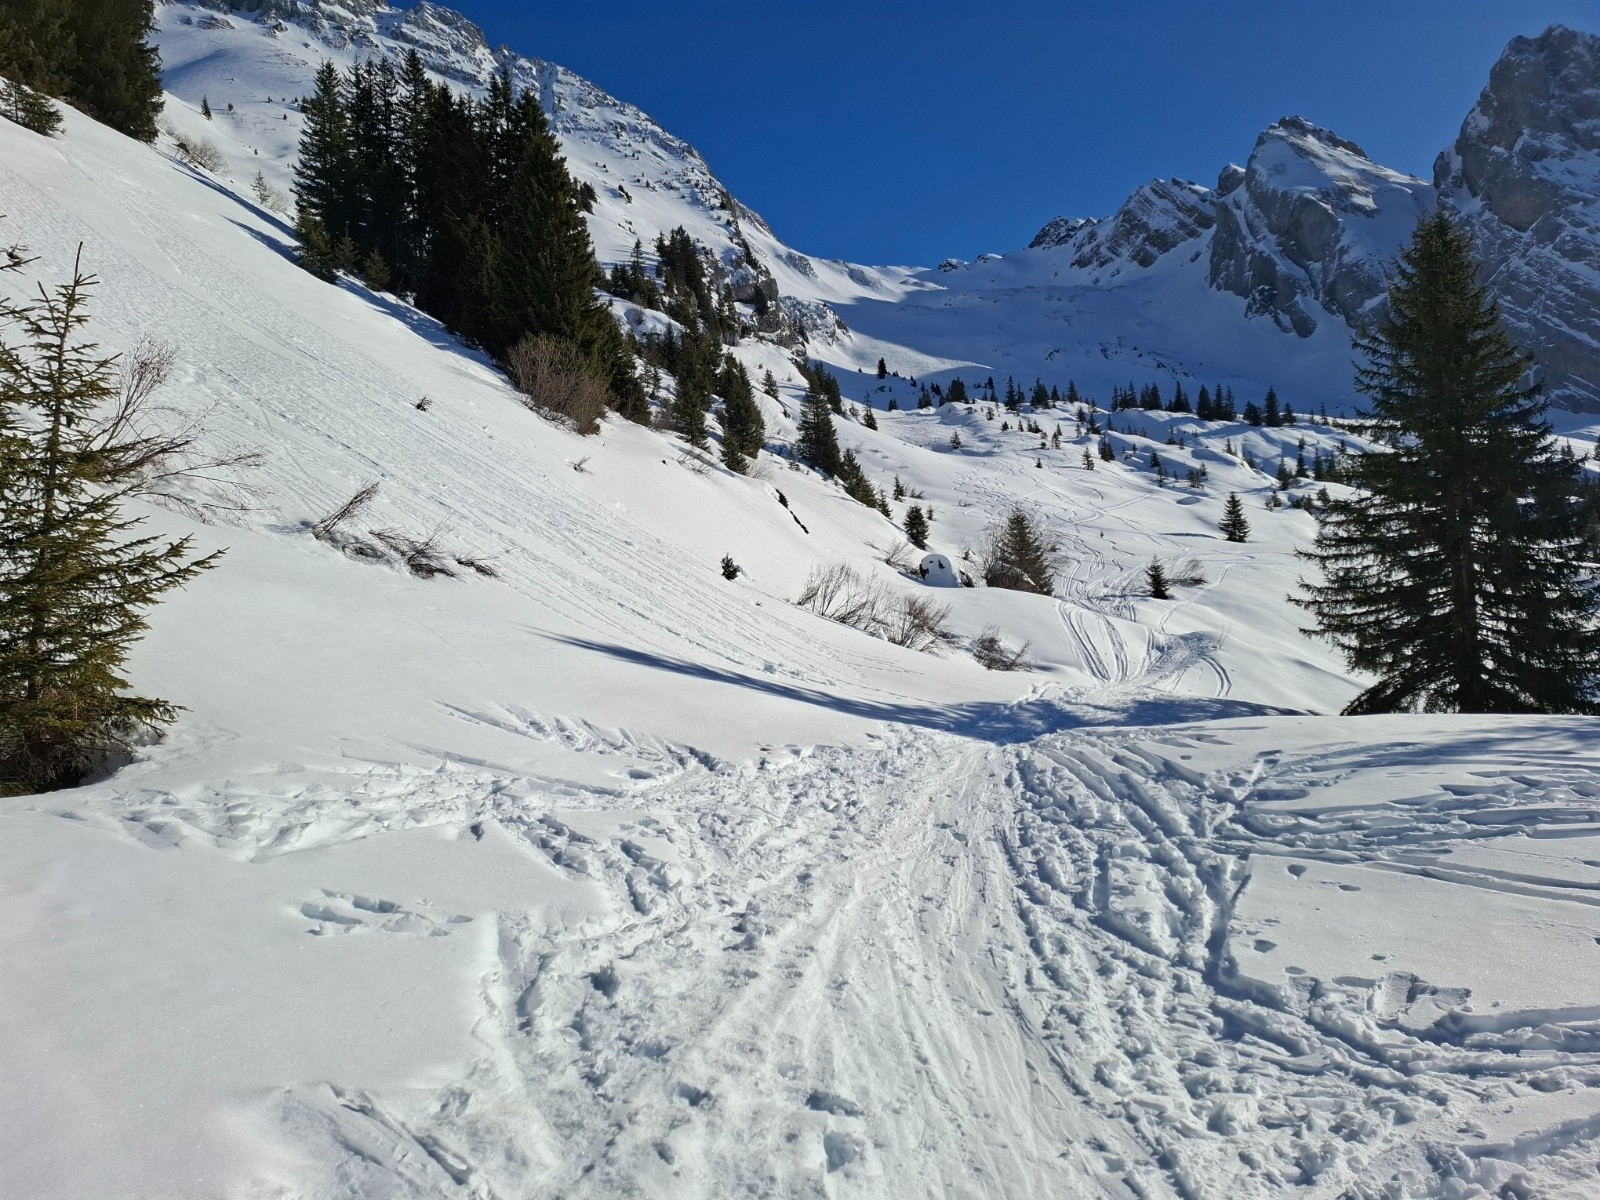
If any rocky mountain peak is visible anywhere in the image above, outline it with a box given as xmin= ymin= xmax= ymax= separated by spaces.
xmin=1028 ymin=215 xmax=1095 ymax=250
xmin=1438 ymin=24 xmax=1600 ymax=410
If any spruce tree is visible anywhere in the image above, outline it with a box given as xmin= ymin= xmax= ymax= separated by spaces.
xmin=1263 ymin=387 xmax=1281 ymax=427
xmin=797 ymin=379 xmax=841 ymax=474
xmin=1297 ymin=211 xmax=1600 ymax=714
xmin=985 ymin=509 xmax=1056 ymax=594
xmin=1146 ymin=559 xmax=1170 ymax=599
xmin=0 ymin=260 xmax=221 ymax=794
xmin=1220 ymin=492 xmax=1250 ymax=542
xmin=62 ymin=0 xmax=163 ymax=142
xmin=293 ymin=62 xmax=355 ymax=243
xmin=904 ymin=505 xmax=929 ymax=550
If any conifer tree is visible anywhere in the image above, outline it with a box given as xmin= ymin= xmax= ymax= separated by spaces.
xmin=0 ymin=78 xmax=62 ymax=135
xmin=797 ymin=379 xmax=841 ymax=474
xmin=1146 ymin=559 xmax=1170 ymax=599
xmin=904 ymin=505 xmax=929 ymax=549
xmin=200 ymin=94 xmax=212 ymax=120
xmin=293 ymin=62 xmax=354 ymax=243
xmin=1263 ymin=387 xmax=1281 ymax=427
xmin=1220 ymin=492 xmax=1250 ymax=542
xmin=1298 ymin=211 xmax=1600 ymax=714
xmin=0 ymin=259 xmax=221 ymax=794
xmin=717 ymin=356 xmax=764 ymax=461
xmin=40 ymin=0 xmax=163 ymax=142
xmin=984 ymin=509 xmax=1056 ymax=594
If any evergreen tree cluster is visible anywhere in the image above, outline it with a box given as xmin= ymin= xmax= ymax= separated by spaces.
xmin=292 ymin=56 xmax=644 ymax=418
xmin=0 ymin=0 xmax=163 ymax=141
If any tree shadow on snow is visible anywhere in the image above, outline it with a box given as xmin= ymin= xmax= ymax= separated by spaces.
xmin=548 ymin=635 xmax=1298 ymax=745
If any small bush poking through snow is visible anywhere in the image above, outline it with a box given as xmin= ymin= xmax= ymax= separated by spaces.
xmin=1168 ymin=557 xmax=1208 ymax=587
xmin=169 ymin=130 xmax=226 ymax=173
xmin=798 ymin=564 xmax=950 ymax=651
xmin=973 ymin=626 xmax=1032 ymax=671
xmin=506 ymin=334 xmax=609 ymax=436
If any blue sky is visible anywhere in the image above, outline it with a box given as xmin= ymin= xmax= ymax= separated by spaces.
xmin=459 ymin=1 xmax=1596 ymax=265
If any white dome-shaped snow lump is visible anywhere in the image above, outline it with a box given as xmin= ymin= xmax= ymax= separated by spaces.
xmin=918 ymin=553 xmax=959 ymax=587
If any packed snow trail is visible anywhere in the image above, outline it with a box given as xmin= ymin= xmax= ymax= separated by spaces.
xmin=40 ymin=706 xmax=1597 ymax=1200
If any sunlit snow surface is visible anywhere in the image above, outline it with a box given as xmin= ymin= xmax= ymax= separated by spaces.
xmin=2 ymin=11 xmax=1600 ymax=1198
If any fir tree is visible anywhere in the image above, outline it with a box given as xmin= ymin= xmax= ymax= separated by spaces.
xmin=720 ymin=554 xmax=740 ymax=580
xmin=1297 ymin=211 xmax=1600 ymax=714
xmin=985 ymin=509 xmax=1057 ymax=594
xmin=293 ymin=62 xmax=354 ymax=243
xmin=0 ymin=259 xmax=221 ymax=794
xmin=797 ymin=379 xmax=841 ymax=474
xmin=0 ymin=78 xmax=62 ymax=135
xmin=904 ymin=505 xmax=930 ymax=549
xmin=1146 ymin=559 xmax=1170 ymax=599
xmin=1263 ymin=387 xmax=1281 ymax=427
xmin=717 ymin=356 xmax=764 ymax=462
xmin=1220 ymin=492 xmax=1250 ymax=542
xmin=876 ymin=356 xmax=887 ymax=379
xmin=81 ymin=0 xmax=163 ymax=139
xmin=200 ymin=94 xmax=212 ymax=120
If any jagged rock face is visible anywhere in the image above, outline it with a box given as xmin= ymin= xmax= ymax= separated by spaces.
xmin=1028 ymin=215 xmax=1094 ymax=250
xmin=1208 ymin=117 xmax=1430 ymax=337
xmin=1437 ymin=25 xmax=1600 ymax=411
xmin=1068 ymin=179 xmax=1214 ymax=276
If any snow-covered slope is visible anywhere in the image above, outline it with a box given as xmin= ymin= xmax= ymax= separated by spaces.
xmin=4 ymin=9 xmax=1600 ymax=1200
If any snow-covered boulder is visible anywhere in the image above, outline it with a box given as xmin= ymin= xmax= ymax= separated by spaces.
xmin=918 ymin=553 xmax=960 ymax=587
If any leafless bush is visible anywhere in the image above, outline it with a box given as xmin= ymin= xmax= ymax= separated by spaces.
xmin=453 ymin=553 xmax=499 ymax=578
xmin=173 ymin=132 xmax=226 ymax=173
xmin=973 ymin=626 xmax=1032 ymax=671
xmin=370 ymin=526 xmax=455 ymax=578
xmin=884 ymin=595 xmax=951 ymax=651
xmin=880 ymin=539 xmax=915 ymax=571
xmin=312 ymin=482 xmax=379 ymax=541
xmin=83 ymin=338 xmax=262 ymax=518
xmin=506 ymin=334 xmax=610 ymax=435
xmin=798 ymin=563 xmax=886 ymax=629
xmin=1168 ymin=556 xmax=1209 ymax=587
xmin=798 ymin=563 xmax=948 ymax=653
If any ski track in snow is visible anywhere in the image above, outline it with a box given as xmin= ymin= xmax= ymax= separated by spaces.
xmin=73 ymin=708 xmax=1600 ymax=1199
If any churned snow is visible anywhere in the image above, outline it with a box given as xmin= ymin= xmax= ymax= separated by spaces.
xmin=2 ymin=7 xmax=1600 ymax=1198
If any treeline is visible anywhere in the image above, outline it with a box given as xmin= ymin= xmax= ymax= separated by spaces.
xmin=0 ymin=0 xmax=162 ymax=141
xmin=292 ymin=56 xmax=644 ymax=418
xmin=890 ymin=371 xmax=1298 ymax=427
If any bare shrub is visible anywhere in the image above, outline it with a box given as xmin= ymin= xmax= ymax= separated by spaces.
xmin=973 ymin=626 xmax=1032 ymax=671
xmin=880 ymin=539 xmax=915 ymax=572
xmin=370 ymin=526 xmax=455 ymax=578
xmin=173 ymin=132 xmax=226 ymax=173
xmin=453 ymin=553 xmax=499 ymax=578
xmin=1169 ymin=557 xmax=1209 ymax=587
xmin=82 ymin=338 xmax=262 ymax=518
xmin=799 ymin=564 xmax=949 ymax=653
xmin=506 ymin=334 xmax=609 ymax=435
xmin=884 ymin=595 xmax=951 ymax=651
xmin=312 ymin=482 xmax=379 ymax=541
xmin=798 ymin=563 xmax=885 ymax=629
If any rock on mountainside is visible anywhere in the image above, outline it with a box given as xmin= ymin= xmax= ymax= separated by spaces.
xmin=1438 ymin=25 xmax=1600 ymax=411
